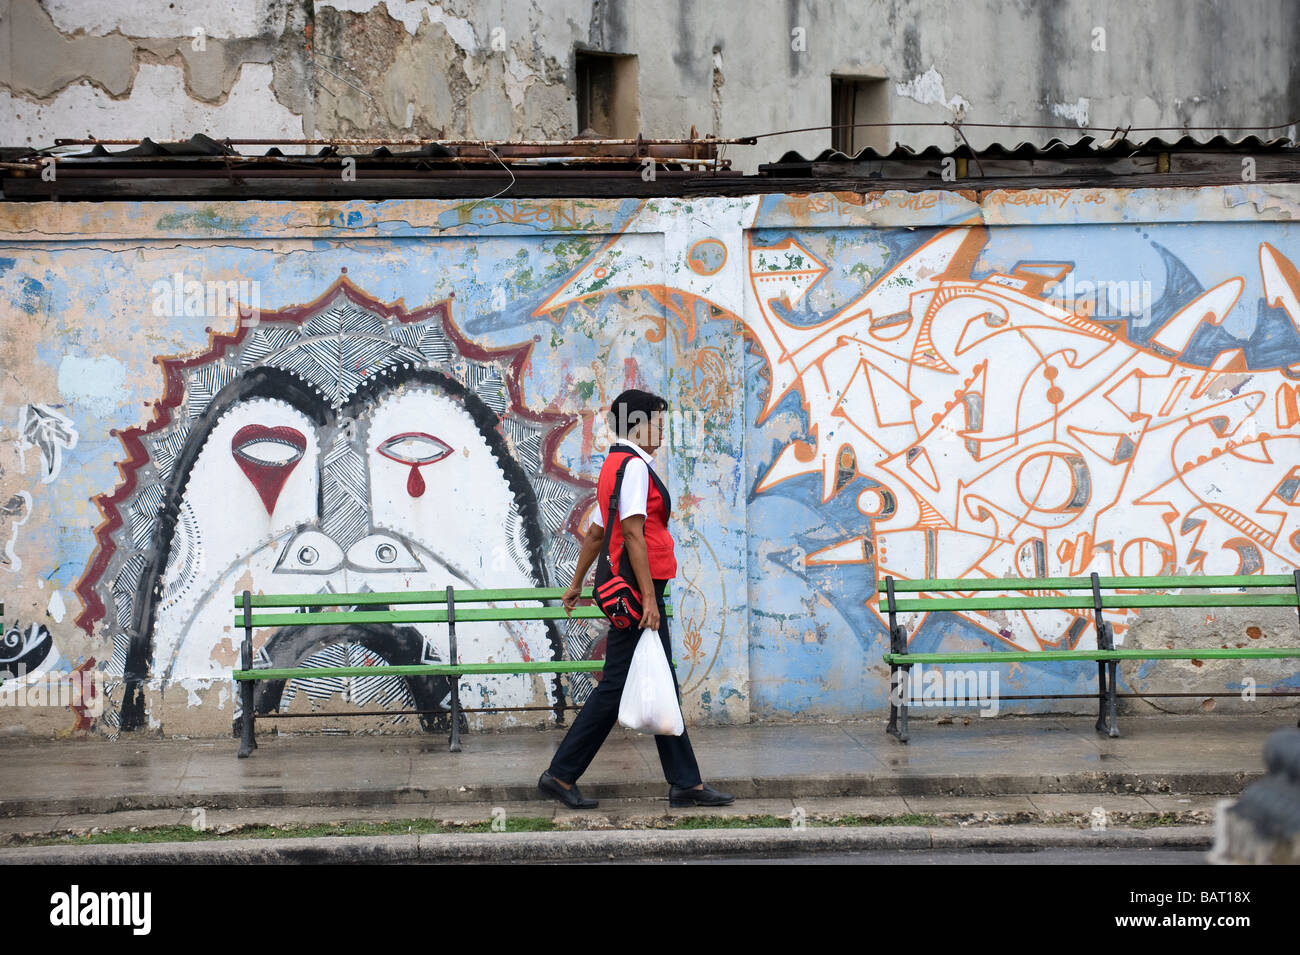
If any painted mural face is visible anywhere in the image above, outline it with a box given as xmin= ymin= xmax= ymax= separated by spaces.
xmin=156 ymin=378 xmax=545 ymax=676
xmin=77 ymin=282 xmax=596 ymax=731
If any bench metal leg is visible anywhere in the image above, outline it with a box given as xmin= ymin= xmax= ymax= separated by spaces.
xmin=445 ymin=585 xmax=463 ymax=752
xmin=898 ymin=673 xmax=909 ymax=743
xmin=887 ymin=663 xmax=900 ymax=738
xmin=1102 ymin=620 xmax=1120 ymax=737
xmin=1089 ymin=592 xmax=1121 ymax=739
xmin=237 ymin=679 xmax=257 ymax=758
xmin=1106 ymin=660 xmax=1120 ymax=737
xmin=552 ymin=674 xmax=567 ymax=727
xmin=885 ymin=622 xmax=910 ymax=743
xmin=1095 ymin=661 xmax=1108 ymax=734
xmin=887 ymin=664 xmax=910 ymax=743
xmin=1094 ymin=661 xmax=1121 ymax=737
xmin=448 ymin=676 xmax=462 ymax=753
xmin=1088 ymin=575 xmax=1122 ymax=738
xmin=237 ymin=590 xmax=258 ymax=757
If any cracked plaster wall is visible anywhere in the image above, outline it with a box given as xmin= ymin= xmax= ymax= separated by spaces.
xmin=0 ymin=0 xmax=1296 ymax=171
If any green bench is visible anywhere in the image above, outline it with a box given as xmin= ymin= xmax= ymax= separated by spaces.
xmin=231 ymin=585 xmax=671 ymax=757
xmin=880 ymin=572 xmax=1300 ymax=743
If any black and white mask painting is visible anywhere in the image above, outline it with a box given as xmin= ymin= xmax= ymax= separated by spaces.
xmin=77 ymin=282 xmax=596 ymax=731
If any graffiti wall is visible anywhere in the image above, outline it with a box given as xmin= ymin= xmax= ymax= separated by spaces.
xmin=1 ymin=184 xmax=1298 ymax=736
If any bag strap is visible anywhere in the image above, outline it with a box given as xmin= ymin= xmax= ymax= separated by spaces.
xmin=597 ymin=447 xmax=638 ymax=573
xmin=605 ymin=445 xmax=637 ymax=524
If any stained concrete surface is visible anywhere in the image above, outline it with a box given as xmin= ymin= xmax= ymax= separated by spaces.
xmin=0 ymin=713 xmax=1282 ymax=821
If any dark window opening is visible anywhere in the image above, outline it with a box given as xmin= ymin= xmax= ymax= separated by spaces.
xmin=575 ymin=51 xmax=639 ymax=139
xmin=831 ymin=75 xmax=889 ymax=156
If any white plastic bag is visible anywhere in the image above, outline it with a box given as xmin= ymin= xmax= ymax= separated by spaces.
xmin=618 ymin=628 xmax=684 ymax=736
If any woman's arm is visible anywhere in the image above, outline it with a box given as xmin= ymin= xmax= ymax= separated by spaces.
xmin=618 ymin=514 xmax=660 ymax=631
xmin=562 ymin=521 xmax=606 ymax=613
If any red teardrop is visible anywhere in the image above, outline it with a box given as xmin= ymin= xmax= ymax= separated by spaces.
xmin=407 ymin=465 xmax=426 ymax=498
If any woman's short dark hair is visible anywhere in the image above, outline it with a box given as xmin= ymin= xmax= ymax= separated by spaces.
xmin=608 ymin=389 xmax=668 ymax=437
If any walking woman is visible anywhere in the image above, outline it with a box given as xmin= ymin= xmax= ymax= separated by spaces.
xmin=538 ymin=389 xmax=734 ymax=809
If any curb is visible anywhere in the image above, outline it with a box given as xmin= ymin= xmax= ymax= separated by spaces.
xmin=0 ymin=772 xmax=1262 ymax=819
xmin=0 ymin=824 xmax=1215 ymax=864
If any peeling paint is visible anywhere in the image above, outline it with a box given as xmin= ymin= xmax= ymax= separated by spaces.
xmin=5 ymin=0 xmax=1297 ymax=178
xmin=894 ymin=65 xmax=969 ymax=115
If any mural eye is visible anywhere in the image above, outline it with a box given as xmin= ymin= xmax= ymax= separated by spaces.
xmin=377 ymin=432 xmax=452 ymax=498
xmin=231 ymin=425 xmax=307 ymax=515
xmin=378 ymin=432 xmax=452 ymax=465
xmin=274 ymin=531 xmax=344 ymax=575
xmin=235 ymin=438 xmax=302 ymax=465
xmin=345 ymin=534 xmax=422 ymax=572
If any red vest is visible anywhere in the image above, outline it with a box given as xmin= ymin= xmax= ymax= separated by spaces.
xmin=598 ymin=445 xmax=676 ymax=580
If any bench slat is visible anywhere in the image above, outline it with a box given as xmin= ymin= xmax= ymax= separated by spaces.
xmin=232 ymin=604 xmax=674 ymax=628
xmin=882 ymin=648 xmax=1300 ymax=664
xmin=886 ymin=574 xmax=1295 ymax=593
xmin=887 ymin=593 xmax=1299 ymax=612
xmin=233 ymin=585 xmax=671 ymax=609
xmin=232 ymin=589 xmax=550 ymax=609
xmin=234 ymin=661 xmax=608 ymax=680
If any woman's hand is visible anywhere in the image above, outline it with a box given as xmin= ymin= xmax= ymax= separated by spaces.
xmin=562 ymin=523 xmax=605 ymax=618
xmin=561 ymin=583 xmax=582 ymax=616
xmin=639 ymin=593 xmax=660 ymax=631
xmin=620 ymin=515 xmax=659 ymax=631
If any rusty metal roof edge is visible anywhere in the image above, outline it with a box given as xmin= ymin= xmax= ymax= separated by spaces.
xmin=5 ymin=131 xmax=1294 ymax=167
xmin=765 ymin=133 xmax=1297 ymax=166
xmin=11 ymin=132 xmax=748 ymax=161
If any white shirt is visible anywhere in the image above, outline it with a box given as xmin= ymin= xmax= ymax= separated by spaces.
xmin=592 ymin=442 xmax=653 ymax=528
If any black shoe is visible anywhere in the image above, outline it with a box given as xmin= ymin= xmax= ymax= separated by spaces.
xmin=669 ymin=783 xmax=735 ymax=808
xmin=538 ymin=771 xmax=598 ymax=809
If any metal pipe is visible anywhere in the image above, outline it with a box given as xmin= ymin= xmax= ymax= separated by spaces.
xmin=50 ymin=136 xmax=755 ymax=147
xmin=5 ymin=156 xmax=725 ymax=166
xmin=4 ymin=166 xmax=710 ymax=179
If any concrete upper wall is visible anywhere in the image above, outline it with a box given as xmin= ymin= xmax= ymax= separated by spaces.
xmin=1 ymin=0 xmax=1296 ymax=171
xmin=2 ymin=182 xmax=1300 ymax=738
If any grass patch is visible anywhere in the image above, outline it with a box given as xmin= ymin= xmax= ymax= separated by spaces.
xmin=13 ymin=817 xmax=557 ymax=848
xmin=446 ymin=817 xmax=558 ymax=834
xmin=667 ymin=813 xmax=947 ymax=830
xmin=6 ymin=808 xmax=1199 ymax=848
xmin=833 ymin=813 xmax=946 ymax=827
xmin=669 ymin=815 xmax=791 ymax=830
xmin=12 ymin=812 xmax=952 ymax=846
xmin=1125 ymin=813 xmax=1183 ymax=829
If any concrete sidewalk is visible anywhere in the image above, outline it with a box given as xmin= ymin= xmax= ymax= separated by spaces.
xmin=0 ymin=713 xmax=1284 ymax=818
xmin=5 ymin=713 xmax=1286 ymax=861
